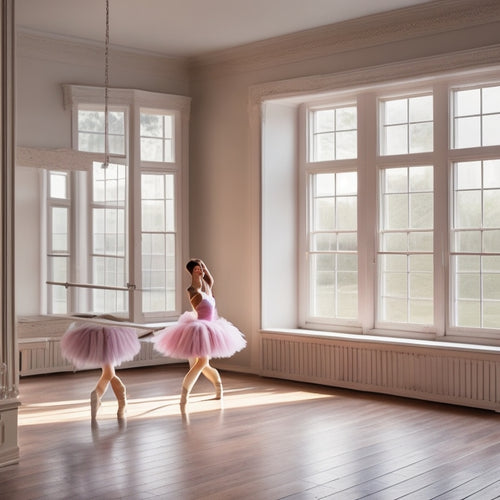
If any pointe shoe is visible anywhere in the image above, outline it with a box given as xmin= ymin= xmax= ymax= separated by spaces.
xmin=215 ymin=382 xmax=223 ymax=400
xmin=117 ymin=395 xmax=127 ymax=419
xmin=180 ymin=387 xmax=189 ymax=405
xmin=90 ymin=390 xmax=102 ymax=420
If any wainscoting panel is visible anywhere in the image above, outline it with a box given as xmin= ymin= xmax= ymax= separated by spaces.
xmin=261 ymin=332 xmax=500 ymax=411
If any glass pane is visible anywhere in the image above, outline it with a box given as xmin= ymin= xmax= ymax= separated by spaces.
xmin=141 ymin=137 xmax=163 ymax=162
xmin=409 ymin=231 xmax=433 ymax=252
xmin=409 ymin=95 xmax=433 ymax=122
xmin=384 ymin=125 xmax=407 ymax=155
xmin=383 ymin=298 xmax=408 ymax=323
xmin=50 ymin=172 xmax=68 ymax=199
xmin=336 ymin=107 xmax=357 ymax=130
xmin=313 ymin=233 xmax=337 ymax=251
xmin=484 ymin=160 xmax=500 ymax=188
xmin=455 ymin=191 xmax=481 ymax=228
xmin=337 ymin=233 xmax=357 ymax=251
xmin=456 ymin=255 xmax=480 ymax=272
xmin=314 ymin=133 xmax=334 ymax=161
xmin=51 ymin=207 xmax=68 ymax=252
xmin=409 ymin=122 xmax=433 ymax=153
xmin=409 ymin=300 xmax=433 ymax=324
xmin=484 ymin=230 xmax=500 ymax=253
xmin=142 ymin=200 xmax=165 ymax=232
xmin=454 ymin=230 xmax=481 ymax=253
xmin=382 ymin=254 xmax=407 ymax=272
xmin=336 ymin=196 xmax=357 ymax=230
xmin=483 ymin=301 xmax=500 ymax=329
xmin=409 ymin=166 xmax=433 ymax=192
xmin=336 ymin=171 xmax=357 ymax=195
xmin=456 ymin=300 xmax=480 ymax=328
xmin=454 ymin=116 xmax=481 ymax=148
xmin=314 ymin=109 xmax=334 ymax=132
xmin=454 ymin=88 xmax=480 ymax=116
xmin=483 ymin=190 xmax=500 ymax=228
xmin=384 ymin=99 xmax=407 ymax=124
xmin=385 ymin=168 xmax=407 ymax=193
xmin=336 ymin=131 xmax=357 ymax=159
xmin=315 ymin=173 xmax=335 ymax=197
xmin=483 ymin=273 xmax=500 ymax=300
xmin=482 ymin=114 xmax=500 ymax=146
xmin=410 ymin=193 xmax=433 ymax=229
xmin=314 ymin=198 xmax=335 ymax=231
xmin=455 ymin=161 xmax=481 ymax=190
xmin=78 ymin=110 xmax=104 ymax=132
xmin=482 ymin=86 xmax=500 ymax=114
xmin=141 ymin=113 xmax=163 ymax=137
xmin=382 ymin=232 xmax=408 ymax=252
xmin=384 ymin=193 xmax=408 ymax=229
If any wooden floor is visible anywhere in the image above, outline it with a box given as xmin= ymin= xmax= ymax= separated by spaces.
xmin=1 ymin=365 xmax=500 ymax=500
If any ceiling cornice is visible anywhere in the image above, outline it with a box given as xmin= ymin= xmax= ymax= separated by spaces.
xmin=189 ymin=0 xmax=500 ymax=74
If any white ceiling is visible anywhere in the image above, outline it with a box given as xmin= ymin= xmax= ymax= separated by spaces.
xmin=16 ymin=0 xmax=434 ymax=58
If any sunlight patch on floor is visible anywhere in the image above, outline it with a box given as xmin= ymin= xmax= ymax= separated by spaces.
xmin=18 ymin=387 xmax=334 ymax=426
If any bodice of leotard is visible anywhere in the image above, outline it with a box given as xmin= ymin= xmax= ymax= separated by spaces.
xmin=195 ymin=292 xmax=216 ymax=321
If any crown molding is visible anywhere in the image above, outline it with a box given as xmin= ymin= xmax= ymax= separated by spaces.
xmin=190 ymin=0 xmax=500 ymax=75
xmin=248 ymin=44 xmax=500 ymax=104
xmin=16 ymin=29 xmax=189 ymax=75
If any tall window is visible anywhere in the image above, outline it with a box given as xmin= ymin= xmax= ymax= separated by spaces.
xmin=46 ymin=86 xmax=190 ymax=322
xmin=450 ymin=84 xmax=500 ymax=331
xmin=305 ymin=105 xmax=358 ymax=325
xmin=268 ymin=71 xmax=500 ymax=343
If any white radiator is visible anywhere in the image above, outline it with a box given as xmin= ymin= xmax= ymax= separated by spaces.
xmin=261 ymin=332 xmax=500 ymax=411
xmin=17 ymin=316 xmax=177 ymax=376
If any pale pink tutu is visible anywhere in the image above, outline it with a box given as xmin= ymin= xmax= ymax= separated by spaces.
xmin=153 ymin=311 xmax=246 ymax=359
xmin=61 ymin=322 xmax=141 ymax=369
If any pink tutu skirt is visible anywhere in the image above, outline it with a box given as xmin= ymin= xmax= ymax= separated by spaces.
xmin=153 ymin=311 xmax=246 ymax=359
xmin=61 ymin=322 xmax=141 ymax=369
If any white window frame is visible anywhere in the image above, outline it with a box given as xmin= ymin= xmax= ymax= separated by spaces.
xmin=45 ymin=85 xmax=191 ymax=323
xmin=261 ymin=64 xmax=500 ymax=346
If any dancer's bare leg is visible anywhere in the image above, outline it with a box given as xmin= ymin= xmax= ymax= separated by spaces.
xmin=202 ymin=362 xmax=223 ymax=399
xmin=110 ymin=373 xmax=127 ymax=419
xmin=180 ymin=357 xmax=209 ymax=404
xmin=91 ymin=364 xmax=116 ymax=420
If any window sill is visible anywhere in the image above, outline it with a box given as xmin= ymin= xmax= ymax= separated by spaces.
xmin=261 ymin=327 xmax=500 ymax=354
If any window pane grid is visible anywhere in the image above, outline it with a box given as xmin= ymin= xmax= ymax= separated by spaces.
xmin=310 ymin=106 xmax=357 ymax=161
xmin=451 ymin=159 xmax=500 ymax=328
xmin=380 ymin=95 xmax=433 ymax=155
xmin=378 ymin=166 xmax=434 ymax=325
xmin=308 ymin=171 xmax=358 ymax=320
xmin=141 ymin=173 xmax=176 ymax=313
xmin=90 ymin=162 xmax=127 ymax=313
xmin=140 ymin=112 xmax=174 ymax=162
xmin=452 ymin=85 xmax=500 ymax=149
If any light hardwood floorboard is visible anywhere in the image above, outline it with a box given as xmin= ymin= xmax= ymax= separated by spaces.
xmin=1 ymin=364 xmax=500 ymax=499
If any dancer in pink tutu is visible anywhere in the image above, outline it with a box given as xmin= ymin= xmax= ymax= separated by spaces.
xmin=61 ymin=322 xmax=141 ymax=420
xmin=154 ymin=259 xmax=246 ymax=405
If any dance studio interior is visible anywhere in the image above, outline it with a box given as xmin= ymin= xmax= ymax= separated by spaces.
xmin=2 ymin=0 xmax=500 ymax=498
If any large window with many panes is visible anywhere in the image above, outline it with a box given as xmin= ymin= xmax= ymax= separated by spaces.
xmin=45 ymin=87 xmax=190 ymax=322
xmin=297 ymin=74 xmax=500 ymax=342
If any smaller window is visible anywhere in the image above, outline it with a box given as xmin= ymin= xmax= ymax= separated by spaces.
xmin=78 ymin=107 xmax=126 ymax=155
xmin=140 ymin=111 xmax=174 ymax=162
xmin=452 ymin=85 xmax=500 ymax=149
xmin=310 ymin=106 xmax=357 ymax=161
xmin=380 ymin=95 xmax=433 ymax=155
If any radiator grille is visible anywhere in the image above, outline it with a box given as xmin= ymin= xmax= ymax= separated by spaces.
xmin=261 ymin=335 xmax=500 ymax=411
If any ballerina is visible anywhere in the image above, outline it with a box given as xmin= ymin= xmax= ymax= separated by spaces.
xmin=60 ymin=322 xmax=141 ymax=420
xmin=153 ymin=259 xmax=246 ymax=405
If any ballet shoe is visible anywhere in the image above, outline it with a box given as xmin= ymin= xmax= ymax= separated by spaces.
xmin=90 ymin=390 xmax=102 ymax=420
xmin=117 ymin=395 xmax=127 ymax=419
xmin=215 ymin=382 xmax=223 ymax=400
xmin=180 ymin=387 xmax=189 ymax=406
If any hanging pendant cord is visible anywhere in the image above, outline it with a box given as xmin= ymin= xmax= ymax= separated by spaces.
xmin=103 ymin=0 xmax=110 ymax=168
